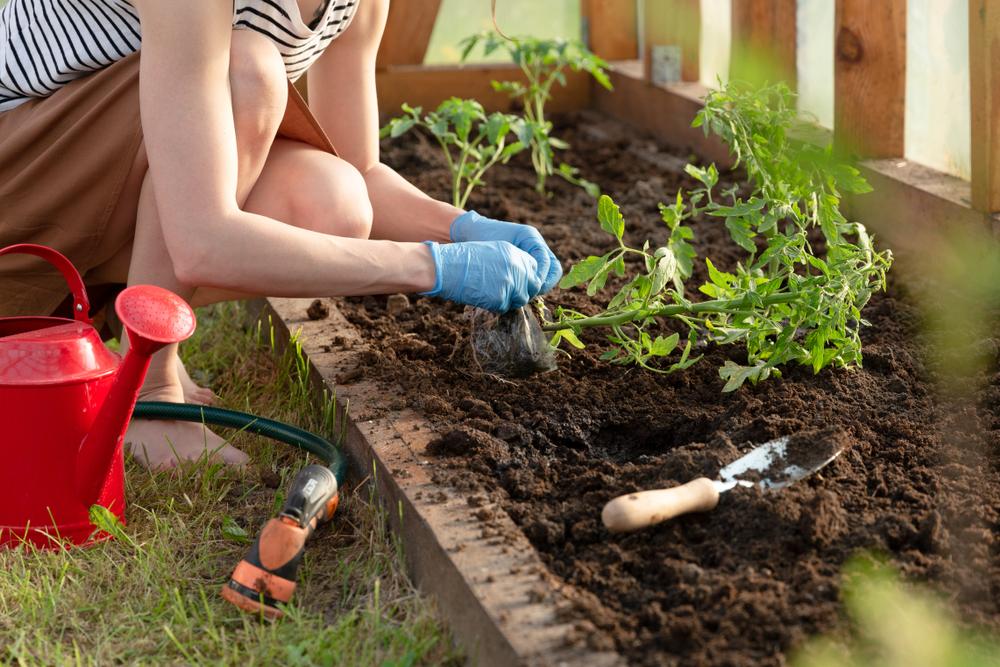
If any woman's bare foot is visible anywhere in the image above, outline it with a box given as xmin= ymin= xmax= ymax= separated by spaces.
xmin=126 ymin=386 xmax=249 ymax=470
xmin=176 ymin=358 xmax=217 ymax=405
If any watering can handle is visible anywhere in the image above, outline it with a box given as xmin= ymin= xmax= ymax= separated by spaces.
xmin=0 ymin=244 xmax=91 ymax=324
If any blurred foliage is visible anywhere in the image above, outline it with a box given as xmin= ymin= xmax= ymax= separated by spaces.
xmin=425 ymin=0 xmax=579 ymax=65
xmin=794 ymin=557 xmax=1000 ymax=667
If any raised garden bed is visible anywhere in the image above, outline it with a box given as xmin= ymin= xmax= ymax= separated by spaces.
xmin=275 ymin=111 xmax=999 ymax=665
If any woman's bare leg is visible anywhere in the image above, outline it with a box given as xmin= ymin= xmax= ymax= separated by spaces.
xmin=120 ymin=31 xmax=294 ymax=469
xmin=124 ymin=139 xmax=375 ymax=468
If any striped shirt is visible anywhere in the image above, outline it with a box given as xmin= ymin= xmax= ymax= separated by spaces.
xmin=0 ymin=0 xmax=360 ymax=112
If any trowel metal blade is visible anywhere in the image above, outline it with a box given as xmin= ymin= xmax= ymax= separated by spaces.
xmin=717 ymin=435 xmax=846 ymax=491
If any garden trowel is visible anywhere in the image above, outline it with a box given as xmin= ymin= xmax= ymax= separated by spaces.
xmin=601 ymin=430 xmax=848 ymax=533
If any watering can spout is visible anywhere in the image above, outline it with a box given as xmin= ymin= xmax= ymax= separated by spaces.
xmin=76 ymin=286 xmax=196 ymax=508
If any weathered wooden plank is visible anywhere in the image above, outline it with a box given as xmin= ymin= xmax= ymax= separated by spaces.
xmin=376 ymin=0 xmax=443 ymax=69
xmin=730 ymin=0 xmax=797 ymax=87
xmin=377 ymin=64 xmax=591 ymax=116
xmin=833 ymin=0 xmax=907 ymax=157
xmin=970 ymin=0 xmax=1000 ymax=211
xmin=582 ymin=0 xmax=639 ymax=60
xmin=594 ymin=62 xmax=730 ymax=165
xmin=643 ymin=0 xmax=700 ymax=83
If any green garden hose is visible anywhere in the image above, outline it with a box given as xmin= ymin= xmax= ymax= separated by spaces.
xmin=132 ymin=401 xmax=346 ymax=484
xmin=133 ymin=401 xmax=350 ymax=617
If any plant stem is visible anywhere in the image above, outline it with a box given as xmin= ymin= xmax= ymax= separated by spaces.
xmin=453 ymin=144 xmax=474 ymax=208
xmin=459 ymin=146 xmax=502 ymax=209
xmin=543 ymin=291 xmax=800 ymax=332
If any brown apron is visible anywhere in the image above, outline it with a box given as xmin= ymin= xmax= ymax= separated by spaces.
xmin=0 ymin=50 xmax=335 ymax=319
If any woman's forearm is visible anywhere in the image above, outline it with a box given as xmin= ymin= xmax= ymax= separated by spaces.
xmin=363 ymin=163 xmax=461 ymax=243
xmin=177 ymin=207 xmax=436 ymax=296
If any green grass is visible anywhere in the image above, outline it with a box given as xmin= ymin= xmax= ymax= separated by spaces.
xmin=0 ymin=302 xmax=459 ymax=666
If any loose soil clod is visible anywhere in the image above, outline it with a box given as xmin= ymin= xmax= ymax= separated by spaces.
xmin=349 ymin=111 xmax=1000 ymax=666
xmin=306 ymin=298 xmax=330 ymax=321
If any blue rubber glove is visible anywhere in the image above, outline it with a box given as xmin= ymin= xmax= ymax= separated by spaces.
xmin=450 ymin=211 xmax=562 ymax=295
xmin=421 ymin=240 xmax=542 ymax=313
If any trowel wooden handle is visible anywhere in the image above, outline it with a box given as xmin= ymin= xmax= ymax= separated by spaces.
xmin=601 ymin=478 xmax=720 ymax=533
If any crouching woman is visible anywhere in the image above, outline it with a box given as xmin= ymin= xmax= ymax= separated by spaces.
xmin=0 ymin=0 xmax=560 ymax=468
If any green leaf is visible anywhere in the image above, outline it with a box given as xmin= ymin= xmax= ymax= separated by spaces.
xmin=719 ymin=360 xmax=767 ymax=392
xmin=725 ymin=217 xmax=756 ymax=252
xmin=650 ymin=247 xmax=678 ymax=294
xmin=806 ymin=254 xmax=830 ymax=276
xmin=559 ymin=255 xmax=607 ymax=289
xmin=669 ymin=231 xmax=696 ymax=282
xmin=830 ymin=163 xmax=873 ymax=194
xmin=670 ymin=337 xmax=703 ymax=371
xmin=500 ymin=141 xmax=527 ymax=161
xmin=705 ymin=257 xmax=734 ymax=287
xmin=809 ymin=334 xmax=827 ymax=374
xmin=221 ymin=516 xmax=251 ymax=544
xmin=648 ymin=333 xmax=680 ymax=357
xmin=659 ymin=203 xmax=679 ymax=227
xmin=708 ymin=198 xmax=766 ymax=217
xmin=551 ymin=329 xmax=586 ymax=349
xmin=684 ymin=163 xmax=718 ymax=188
xmin=484 ymin=113 xmax=510 ymax=144
xmin=597 ymin=195 xmax=625 ymax=240
xmin=459 ymin=35 xmax=480 ymax=62
xmin=89 ymin=505 xmax=130 ymax=543
xmin=699 ymin=282 xmax=722 ymax=298
xmin=588 ymin=255 xmax=625 ymax=296
xmin=429 ymin=118 xmax=449 ymax=138
xmin=389 ymin=117 xmax=416 ymax=138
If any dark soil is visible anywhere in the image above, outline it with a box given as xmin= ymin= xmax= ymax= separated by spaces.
xmin=339 ymin=111 xmax=1000 ymax=665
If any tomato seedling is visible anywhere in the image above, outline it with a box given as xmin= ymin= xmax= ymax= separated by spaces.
xmin=546 ymin=81 xmax=893 ymax=391
xmin=380 ymin=97 xmax=527 ymax=209
xmin=460 ymin=32 xmax=611 ymax=197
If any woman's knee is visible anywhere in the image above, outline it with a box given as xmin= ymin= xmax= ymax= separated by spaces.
xmin=228 ymin=30 xmax=287 ymax=154
xmin=286 ymin=152 xmax=374 ymax=239
xmin=248 ymin=141 xmax=374 ymax=239
xmin=309 ymin=158 xmax=374 ymax=239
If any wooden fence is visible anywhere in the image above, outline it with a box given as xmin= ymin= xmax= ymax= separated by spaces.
xmin=373 ymin=0 xmax=998 ymax=249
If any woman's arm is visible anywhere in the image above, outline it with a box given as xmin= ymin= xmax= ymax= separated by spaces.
xmin=307 ymin=0 xmax=461 ymax=243
xmin=130 ymin=0 xmax=436 ymax=295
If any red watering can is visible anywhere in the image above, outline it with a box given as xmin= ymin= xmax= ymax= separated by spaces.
xmin=0 ymin=244 xmax=195 ymax=548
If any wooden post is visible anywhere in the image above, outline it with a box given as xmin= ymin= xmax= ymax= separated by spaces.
xmin=730 ymin=0 xmax=797 ymax=88
xmin=582 ymin=0 xmax=639 ymax=60
xmin=833 ymin=0 xmax=907 ymax=157
xmin=643 ymin=0 xmax=700 ymax=83
xmin=376 ymin=0 xmax=443 ymax=70
xmin=970 ymin=0 xmax=1000 ymax=211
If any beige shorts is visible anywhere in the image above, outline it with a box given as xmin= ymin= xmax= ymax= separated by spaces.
xmin=0 ymin=50 xmax=335 ymax=318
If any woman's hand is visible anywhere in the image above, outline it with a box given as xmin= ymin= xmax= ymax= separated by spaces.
xmin=422 ymin=241 xmax=541 ymax=312
xmin=449 ymin=211 xmax=563 ymax=294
